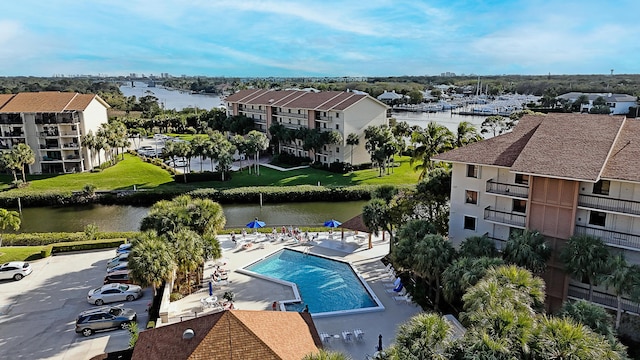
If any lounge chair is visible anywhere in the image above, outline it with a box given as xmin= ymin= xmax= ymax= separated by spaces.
xmin=319 ymin=332 xmax=331 ymax=343
xmin=353 ymin=329 xmax=364 ymax=341
xmin=342 ymin=331 xmax=353 ymax=342
xmin=393 ymin=294 xmax=412 ymax=304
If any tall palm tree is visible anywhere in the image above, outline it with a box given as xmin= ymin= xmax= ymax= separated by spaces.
xmin=602 ymin=254 xmax=640 ymax=329
xmin=245 ymin=130 xmax=269 ymax=176
xmin=190 ymin=136 xmax=208 ymax=172
xmin=560 ymin=234 xmax=610 ymax=302
xmin=346 ymin=132 xmax=359 ymax=166
xmin=166 ymin=229 xmax=204 ymax=294
xmin=12 ymin=143 xmax=34 ymax=182
xmin=557 ymin=299 xmax=616 ymax=340
xmin=387 ymin=312 xmax=452 ymax=360
xmin=0 ymin=208 xmax=20 ymax=247
xmin=442 ymin=256 xmax=504 ymax=305
xmin=0 ymin=151 xmax=21 ymax=182
xmin=413 ymin=234 xmax=456 ymax=310
xmin=127 ymin=231 xmax=176 ymax=296
xmin=301 ymin=349 xmax=351 ymax=360
xmin=455 ymin=121 xmax=482 ymax=148
xmin=459 ymin=235 xmax=498 ymax=258
xmin=503 ymin=229 xmax=550 ymax=275
xmin=410 ymin=121 xmax=454 ymax=180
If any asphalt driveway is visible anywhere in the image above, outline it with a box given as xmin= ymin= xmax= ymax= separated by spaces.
xmin=0 ymin=249 xmax=150 ymax=360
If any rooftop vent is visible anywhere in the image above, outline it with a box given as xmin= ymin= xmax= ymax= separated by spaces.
xmin=183 ymin=328 xmax=195 ymax=340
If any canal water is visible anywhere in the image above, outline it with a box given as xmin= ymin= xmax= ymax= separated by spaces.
xmin=13 ymin=201 xmax=367 ymax=233
xmin=119 ymin=81 xmax=224 ymax=111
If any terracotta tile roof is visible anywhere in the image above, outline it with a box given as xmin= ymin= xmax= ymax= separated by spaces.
xmin=601 ymin=117 xmax=640 ymax=182
xmin=510 ymin=114 xmax=624 ymax=181
xmin=131 ymin=310 xmax=321 ymax=360
xmin=0 ymin=92 xmax=108 ymax=112
xmin=0 ymin=94 xmax=16 ymax=108
xmin=434 ymin=113 xmax=640 ymax=183
xmin=225 ymin=90 xmax=387 ymax=112
xmin=432 ymin=115 xmax=544 ymax=167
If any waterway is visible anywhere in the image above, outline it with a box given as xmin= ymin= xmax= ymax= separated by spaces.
xmin=391 ymin=110 xmax=488 ymax=135
xmin=119 ymin=81 xmax=224 ymax=111
xmin=13 ymin=201 xmax=367 ymax=233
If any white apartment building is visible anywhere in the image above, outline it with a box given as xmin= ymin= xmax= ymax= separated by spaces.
xmin=433 ymin=113 xmax=640 ymax=313
xmin=224 ymin=89 xmax=389 ymax=165
xmin=0 ymin=92 xmax=109 ymax=174
xmin=557 ymin=92 xmax=638 ymax=115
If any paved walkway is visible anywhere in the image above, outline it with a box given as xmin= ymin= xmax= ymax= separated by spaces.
xmin=164 ymin=231 xmax=422 ymax=359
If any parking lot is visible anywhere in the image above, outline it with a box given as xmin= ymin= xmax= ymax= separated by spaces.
xmin=0 ymin=249 xmax=150 ymax=360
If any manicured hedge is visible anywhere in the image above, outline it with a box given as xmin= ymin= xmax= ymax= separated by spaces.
xmin=173 ymin=171 xmax=231 ymax=183
xmin=2 ymin=231 xmax=138 ymax=246
xmin=188 ymin=184 xmax=380 ymax=203
xmin=51 ymin=238 xmax=127 ymax=254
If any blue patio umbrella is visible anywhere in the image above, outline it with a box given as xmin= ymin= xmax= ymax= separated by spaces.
xmin=208 ymin=280 xmax=213 ymax=296
xmin=324 ymin=219 xmax=342 ymax=228
xmin=246 ymin=218 xmax=266 ymax=229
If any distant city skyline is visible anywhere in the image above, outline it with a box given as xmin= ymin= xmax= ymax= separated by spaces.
xmin=2 ymin=1 xmax=639 ymax=77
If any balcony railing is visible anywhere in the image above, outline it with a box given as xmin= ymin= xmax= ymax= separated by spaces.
xmin=578 ymin=194 xmax=640 ymax=217
xmin=315 ymin=115 xmax=333 ymax=122
xmin=2 ymin=131 xmax=24 ymax=138
xmin=484 ymin=206 xmax=526 ymax=227
xmin=568 ymin=284 xmax=640 ymax=315
xmin=62 ymin=143 xmax=80 ymax=149
xmin=486 ymin=179 xmax=529 ymax=199
xmin=574 ymin=224 xmax=640 ymax=251
xmin=280 ymin=112 xmax=307 ymax=119
xmin=485 ymin=234 xmax=507 ymax=251
xmin=243 ymin=108 xmax=266 ymax=114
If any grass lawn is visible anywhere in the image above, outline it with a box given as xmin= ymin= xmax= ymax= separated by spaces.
xmin=0 ymin=246 xmax=43 ymax=263
xmin=0 ymin=154 xmax=420 ymax=195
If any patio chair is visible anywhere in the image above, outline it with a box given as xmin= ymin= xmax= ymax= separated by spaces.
xmin=393 ymin=294 xmax=412 ymax=304
xmin=319 ymin=332 xmax=331 ymax=343
xmin=353 ymin=329 xmax=364 ymax=341
xmin=342 ymin=330 xmax=353 ymax=342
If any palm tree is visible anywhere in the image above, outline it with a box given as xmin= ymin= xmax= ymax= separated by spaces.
xmin=386 ymin=312 xmax=452 ymax=359
xmin=409 ymin=121 xmax=454 ymax=180
xmin=503 ymin=229 xmax=550 ymax=275
xmin=454 ymin=121 xmax=482 ymax=148
xmin=230 ymin=134 xmax=247 ymax=171
xmin=346 ymin=132 xmax=359 ymax=166
xmin=0 ymin=151 xmax=21 ymax=183
xmin=602 ymin=254 xmax=640 ymax=329
xmin=557 ymin=299 xmax=616 ymax=340
xmin=190 ymin=136 xmax=208 ymax=172
xmin=12 ymin=143 xmax=35 ymax=182
xmin=459 ymin=235 xmax=498 ymax=258
xmin=245 ymin=130 xmax=269 ymax=175
xmin=413 ymin=234 xmax=456 ymax=310
xmin=128 ymin=231 xmax=176 ymax=296
xmin=560 ymin=234 xmax=610 ymax=301
xmin=442 ymin=256 xmax=504 ymax=305
xmin=166 ymin=229 xmax=204 ymax=294
xmin=140 ymin=195 xmax=226 ymax=237
xmin=301 ymin=349 xmax=351 ymax=360
xmin=0 ymin=208 xmax=20 ymax=247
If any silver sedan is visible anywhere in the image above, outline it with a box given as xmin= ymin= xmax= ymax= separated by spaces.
xmin=87 ymin=283 xmax=143 ymax=305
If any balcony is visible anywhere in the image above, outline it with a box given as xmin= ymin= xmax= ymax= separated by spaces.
xmin=568 ymin=284 xmax=640 ymax=315
xmin=485 ymin=234 xmax=507 ymax=251
xmin=2 ymin=131 xmax=24 ymax=138
xmin=574 ymin=224 xmax=640 ymax=251
xmin=40 ymin=131 xmax=60 ymax=137
xmin=315 ymin=115 xmax=333 ymax=122
xmin=485 ymin=179 xmax=529 ymax=199
xmin=281 ymin=112 xmax=307 ymax=119
xmin=484 ymin=206 xmax=526 ymax=228
xmin=243 ymin=108 xmax=266 ymax=115
xmin=42 ymin=156 xmax=63 ymax=162
xmin=578 ymin=194 xmax=640 ymax=217
xmin=62 ymin=143 xmax=80 ymax=149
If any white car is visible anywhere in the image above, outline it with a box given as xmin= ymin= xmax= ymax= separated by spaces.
xmin=87 ymin=283 xmax=143 ymax=305
xmin=0 ymin=261 xmax=33 ymax=281
xmin=106 ymin=253 xmax=129 ymax=269
xmin=107 ymin=262 xmax=128 ymax=274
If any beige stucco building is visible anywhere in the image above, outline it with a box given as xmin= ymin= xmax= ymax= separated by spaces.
xmin=0 ymin=92 xmax=109 ymax=174
xmin=224 ymin=89 xmax=389 ymax=165
xmin=434 ymin=113 xmax=640 ymax=313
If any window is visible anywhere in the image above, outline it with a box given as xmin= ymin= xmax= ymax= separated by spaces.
xmin=515 ymin=174 xmax=529 ymax=185
xmin=465 ymin=190 xmax=478 ymax=204
xmin=463 ymin=216 xmax=476 ymax=230
xmin=297 ymin=120 xmax=301 ymax=125
xmin=589 ymin=211 xmax=606 ymax=227
xmin=298 ymin=110 xmax=301 ymax=114
xmin=512 ymin=199 xmax=527 ymax=213
xmin=336 ymin=124 xmax=340 ymax=130
xmin=336 ymin=113 xmax=340 ymax=118
xmin=336 ymin=147 xmax=340 ymax=153
xmin=288 ymin=109 xmax=291 ymax=113
xmin=593 ymin=180 xmax=610 ymax=195
xmin=467 ymin=164 xmax=478 ymax=178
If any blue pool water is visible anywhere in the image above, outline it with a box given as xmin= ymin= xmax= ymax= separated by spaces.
xmin=245 ymin=249 xmax=377 ymax=314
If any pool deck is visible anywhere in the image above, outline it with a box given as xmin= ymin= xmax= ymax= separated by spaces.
xmin=166 ymin=231 xmax=422 ymax=359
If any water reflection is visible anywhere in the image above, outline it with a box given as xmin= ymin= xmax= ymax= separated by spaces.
xmin=14 ymin=201 xmax=367 ymax=233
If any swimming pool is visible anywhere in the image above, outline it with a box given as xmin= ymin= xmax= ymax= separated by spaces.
xmin=240 ymin=248 xmax=384 ymax=317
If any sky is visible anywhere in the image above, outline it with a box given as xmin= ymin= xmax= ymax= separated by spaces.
xmin=2 ymin=0 xmax=639 ymax=77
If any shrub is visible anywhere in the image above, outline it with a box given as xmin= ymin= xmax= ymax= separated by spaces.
xmin=40 ymin=245 xmax=53 ymax=258
xmin=146 ymin=321 xmax=156 ymax=329
xmin=271 ymin=153 xmax=312 ymax=166
xmin=50 ymin=238 xmax=126 ymax=254
xmin=169 ymin=292 xmax=184 ymax=301
xmin=1 ymin=232 xmax=137 ymax=246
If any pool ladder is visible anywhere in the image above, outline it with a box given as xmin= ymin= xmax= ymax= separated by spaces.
xmin=303 ymin=247 xmax=311 ymax=256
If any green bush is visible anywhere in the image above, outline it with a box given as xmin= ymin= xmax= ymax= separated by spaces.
xmin=51 ymin=238 xmax=126 ymax=254
xmin=2 ymin=232 xmax=137 ymax=246
xmin=146 ymin=321 xmax=156 ymax=329
xmin=169 ymin=292 xmax=184 ymax=301
xmin=40 ymin=245 xmax=53 ymax=258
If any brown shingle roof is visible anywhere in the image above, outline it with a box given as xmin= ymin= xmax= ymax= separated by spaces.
xmin=0 ymin=92 xmax=108 ymax=112
xmin=131 ymin=310 xmax=321 ymax=360
xmin=225 ymin=90 xmax=387 ymax=112
xmin=434 ymin=113 xmax=639 ymax=183
xmin=0 ymin=94 xmax=16 ymax=108
xmin=601 ymin=117 xmax=640 ymax=182
xmin=224 ymin=89 xmax=268 ymax=103
xmin=432 ymin=115 xmax=544 ymax=167
xmin=510 ymin=114 xmax=624 ymax=181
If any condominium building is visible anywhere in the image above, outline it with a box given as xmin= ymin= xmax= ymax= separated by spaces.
xmin=433 ymin=113 xmax=640 ymax=313
xmin=224 ymin=89 xmax=388 ymax=165
xmin=0 ymin=92 xmax=109 ymax=174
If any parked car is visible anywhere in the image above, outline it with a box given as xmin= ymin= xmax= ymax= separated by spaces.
xmin=106 ymin=262 xmax=128 ymax=274
xmin=0 ymin=261 xmax=33 ymax=281
xmin=106 ymin=253 xmax=129 ymax=269
xmin=115 ymin=243 xmax=132 ymax=255
xmin=103 ymin=270 xmax=133 ymax=285
xmin=87 ymin=283 xmax=143 ymax=305
xmin=75 ymin=305 xmax=137 ymax=337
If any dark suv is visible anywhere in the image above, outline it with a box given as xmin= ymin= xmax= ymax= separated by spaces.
xmin=75 ymin=306 xmax=137 ymax=337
